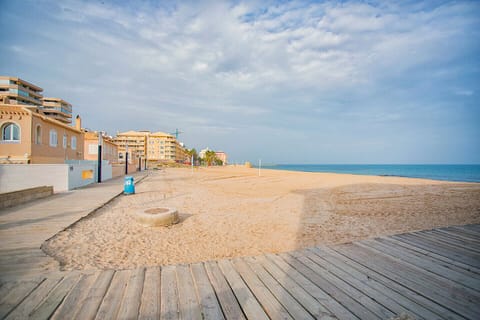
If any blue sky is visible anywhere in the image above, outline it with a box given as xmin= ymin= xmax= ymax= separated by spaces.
xmin=1 ymin=0 xmax=479 ymax=164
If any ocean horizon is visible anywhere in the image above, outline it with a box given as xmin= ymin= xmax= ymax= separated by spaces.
xmin=258 ymin=164 xmax=480 ymax=183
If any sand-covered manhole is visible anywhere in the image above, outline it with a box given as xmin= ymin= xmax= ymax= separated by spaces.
xmin=135 ymin=207 xmax=179 ymax=227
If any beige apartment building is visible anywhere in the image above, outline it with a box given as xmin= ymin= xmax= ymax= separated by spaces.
xmin=0 ymin=104 xmax=84 ymax=164
xmin=114 ymin=130 xmax=187 ymax=164
xmin=83 ymin=131 xmax=118 ymax=163
xmin=113 ymin=130 xmax=149 ymax=163
xmin=42 ymin=97 xmax=73 ymax=125
xmin=0 ymin=76 xmax=43 ymax=107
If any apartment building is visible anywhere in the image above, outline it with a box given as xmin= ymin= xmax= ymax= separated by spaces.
xmin=83 ymin=131 xmax=118 ymax=163
xmin=114 ymin=130 xmax=187 ymax=164
xmin=0 ymin=104 xmax=84 ymax=164
xmin=42 ymin=97 xmax=73 ymax=125
xmin=147 ymin=131 xmax=187 ymax=163
xmin=0 ymin=76 xmax=43 ymax=107
xmin=113 ymin=130 xmax=149 ymax=162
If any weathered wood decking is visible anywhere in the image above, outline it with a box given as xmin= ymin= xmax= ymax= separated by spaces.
xmin=1 ymin=224 xmax=479 ymax=319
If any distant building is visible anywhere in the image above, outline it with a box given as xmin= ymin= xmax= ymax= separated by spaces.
xmin=113 ymin=130 xmax=150 ymax=163
xmin=0 ymin=76 xmax=43 ymax=107
xmin=215 ymin=151 xmax=228 ymax=165
xmin=0 ymin=104 xmax=84 ymax=164
xmin=114 ymin=130 xmax=187 ymax=164
xmin=147 ymin=131 xmax=187 ymax=163
xmin=83 ymin=130 xmax=118 ymax=164
xmin=41 ymin=97 xmax=73 ymax=125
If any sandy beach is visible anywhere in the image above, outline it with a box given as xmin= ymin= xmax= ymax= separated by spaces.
xmin=43 ymin=166 xmax=480 ymax=271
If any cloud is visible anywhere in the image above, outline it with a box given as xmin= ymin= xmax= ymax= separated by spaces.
xmin=1 ymin=0 xmax=479 ymax=163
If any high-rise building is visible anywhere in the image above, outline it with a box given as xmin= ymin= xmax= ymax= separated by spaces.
xmin=0 ymin=76 xmax=43 ymax=107
xmin=41 ymin=97 xmax=73 ymax=125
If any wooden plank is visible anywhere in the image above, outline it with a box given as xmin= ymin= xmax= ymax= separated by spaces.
xmin=190 ymin=263 xmax=225 ymax=320
xmin=118 ymin=268 xmax=145 ymax=320
xmin=359 ymin=239 xmax=480 ymax=292
xmin=280 ymin=252 xmax=380 ymax=319
xmin=0 ymin=278 xmax=42 ymax=319
xmin=244 ymin=256 xmax=314 ymax=319
xmin=160 ymin=265 xmax=179 ymax=320
xmin=392 ymin=234 xmax=480 ymax=268
xmin=204 ymin=261 xmax=246 ymax=320
xmin=418 ymin=231 xmax=480 ymax=254
xmin=255 ymin=255 xmax=336 ymax=319
xmin=95 ymin=270 xmax=130 ymax=320
xmin=434 ymin=229 xmax=480 ymax=245
xmin=175 ymin=264 xmax=202 ymax=320
xmin=322 ymin=246 xmax=464 ymax=320
xmin=449 ymin=226 xmax=480 ymax=239
xmin=266 ymin=253 xmax=357 ymax=319
xmin=461 ymin=224 xmax=480 ymax=234
xmin=335 ymin=243 xmax=480 ymax=319
xmin=231 ymin=258 xmax=293 ymax=319
xmin=6 ymin=277 xmax=61 ymax=320
xmin=313 ymin=247 xmax=442 ymax=319
xmin=410 ymin=231 xmax=480 ymax=257
xmin=217 ymin=259 xmax=269 ymax=320
xmin=139 ymin=267 xmax=161 ymax=320
xmin=380 ymin=236 xmax=480 ymax=275
xmin=306 ymin=247 xmax=421 ymax=318
xmin=75 ymin=270 xmax=115 ymax=320
xmin=29 ymin=274 xmax=80 ymax=319
xmin=352 ymin=242 xmax=480 ymax=306
xmin=51 ymin=273 xmax=97 ymax=320
xmin=289 ymin=251 xmax=390 ymax=319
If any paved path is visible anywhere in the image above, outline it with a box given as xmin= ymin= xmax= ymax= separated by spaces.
xmin=0 ymin=224 xmax=479 ymax=319
xmin=0 ymin=172 xmax=148 ymax=279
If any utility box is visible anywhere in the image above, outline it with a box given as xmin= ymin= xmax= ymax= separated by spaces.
xmin=124 ymin=176 xmax=135 ymax=195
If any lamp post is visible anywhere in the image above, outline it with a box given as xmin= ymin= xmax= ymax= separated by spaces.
xmin=97 ymin=132 xmax=103 ymax=183
xmin=125 ymin=143 xmax=129 ymax=175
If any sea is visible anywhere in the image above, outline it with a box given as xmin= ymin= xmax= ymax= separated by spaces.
xmin=259 ymin=164 xmax=480 ymax=183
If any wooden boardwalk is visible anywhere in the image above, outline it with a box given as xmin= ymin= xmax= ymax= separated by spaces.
xmin=1 ymin=224 xmax=479 ymax=319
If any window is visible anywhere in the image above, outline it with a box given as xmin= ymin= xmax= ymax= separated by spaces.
xmin=49 ymin=129 xmax=58 ymax=147
xmin=63 ymin=134 xmax=67 ymax=149
xmin=35 ymin=125 xmax=42 ymax=144
xmin=88 ymin=144 xmax=98 ymax=155
xmin=2 ymin=123 xmax=20 ymax=142
xmin=71 ymin=136 xmax=77 ymax=150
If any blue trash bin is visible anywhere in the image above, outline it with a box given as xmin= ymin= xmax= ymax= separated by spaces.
xmin=124 ymin=176 xmax=135 ymax=194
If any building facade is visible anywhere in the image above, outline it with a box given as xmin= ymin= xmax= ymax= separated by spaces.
xmin=0 ymin=76 xmax=43 ymax=107
xmin=0 ymin=104 xmax=84 ymax=164
xmin=113 ymin=131 xmax=149 ymax=163
xmin=41 ymin=97 xmax=73 ymax=125
xmin=83 ymin=131 xmax=119 ymax=163
xmin=215 ymin=151 xmax=228 ymax=165
xmin=114 ymin=130 xmax=187 ymax=164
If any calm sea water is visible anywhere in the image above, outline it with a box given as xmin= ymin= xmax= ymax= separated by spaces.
xmin=259 ymin=164 xmax=480 ymax=183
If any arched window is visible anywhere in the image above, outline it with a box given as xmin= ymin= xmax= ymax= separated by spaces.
xmin=1 ymin=123 xmax=20 ymax=142
xmin=49 ymin=129 xmax=58 ymax=147
xmin=35 ymin=125 xmax=42 ymax=144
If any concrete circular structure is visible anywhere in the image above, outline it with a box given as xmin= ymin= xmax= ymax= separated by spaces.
xmin=135 ymin=207 xmax=179 ymax=227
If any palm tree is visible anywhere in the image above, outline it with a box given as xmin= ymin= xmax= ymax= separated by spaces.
xmin=204 ymin=150 xmax=217 ymax=166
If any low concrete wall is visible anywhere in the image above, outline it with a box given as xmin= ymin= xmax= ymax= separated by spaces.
xmin=0 ymin=164 xmax=69 ymax=193
xmin=112 ymin=163 xmax=138 ymax=178
xmin=0 ymin=186 xmax=53 ymax=209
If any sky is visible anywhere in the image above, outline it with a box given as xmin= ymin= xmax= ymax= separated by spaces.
xmin=1 ymin=0 xmax=479 ymax=164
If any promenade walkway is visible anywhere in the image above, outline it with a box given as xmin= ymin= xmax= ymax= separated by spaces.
xmin=0 ymin=172 xmax=148 ymax=279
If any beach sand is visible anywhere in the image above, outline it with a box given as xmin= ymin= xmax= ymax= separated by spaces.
xmin=43 ymin=166 xmax=480 ymax=271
